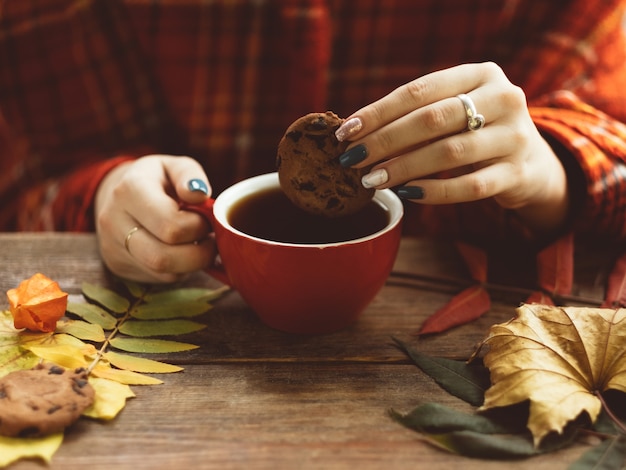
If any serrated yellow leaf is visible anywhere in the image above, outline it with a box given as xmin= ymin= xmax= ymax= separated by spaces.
xmin=119 ymin=319 xmax=206 ymax=337
xmin=0 ymin=433 xmax=63 ymax=467
xmin=478 ymin=304 xmax=626 ymax=446
xmin=0 ymin=350 xmax=39 ymax=379
xmin=91 ymin=363 xmax=163 ymax=385
xmin=104 ymin=350 xmax=182 ymax=373
xmin=66 ymin=302 xmax=117 ymax=329
xmin=23 ymin=345 xmax=89 ymax=370
xmin=82 ymin=282 xmax=130 ymax=314
xmin=21 ymin=334 xmax=97 ymax=369
xmin=82 ymin=377 xmax=135 ymax=420
xmin=110 ymin=337 xmax=198 ymax=353
xmin=0 ymin=311 xmax=41 ymax=377
xmin=56 ymin=319 xmax=106 ymax=342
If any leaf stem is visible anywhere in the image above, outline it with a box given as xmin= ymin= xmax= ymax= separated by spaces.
xmin=85 ymin=295 xmax=144 ymax=375
xmin=595 ymin=391 xmax=626 ymax=435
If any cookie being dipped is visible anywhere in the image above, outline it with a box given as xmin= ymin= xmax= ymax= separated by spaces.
xmin=276 ymin=111 xmax=374 ymax=217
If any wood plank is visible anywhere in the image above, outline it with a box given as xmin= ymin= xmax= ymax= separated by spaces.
xmin=9 ymin=364 xmax=591 ymax=470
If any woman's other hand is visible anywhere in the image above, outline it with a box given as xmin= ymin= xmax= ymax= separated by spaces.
xmin=95 ymin=154 xmax=216 ymax=283
xmin=336 ymin=62 xmax=570 ymax=235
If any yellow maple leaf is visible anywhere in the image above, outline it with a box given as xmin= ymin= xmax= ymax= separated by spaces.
xmin=82 ymin=377 xmax=136 ymax=420
xmin=0 ymin=433 xmax=63 ymax=467
xmin=478 ymin=303 xmax=626 ymax=446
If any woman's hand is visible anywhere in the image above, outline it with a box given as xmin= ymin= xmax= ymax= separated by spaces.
xmin=335 ymin=62 xmax=570 ymax=235
xmin=94 ymin=154 xmax=216 ymax=283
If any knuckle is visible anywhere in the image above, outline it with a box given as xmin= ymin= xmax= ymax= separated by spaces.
xmin=421 ymin=105 xmax=448 ymax=132
xmin=440 ymin=137 xmax=467 ymax=165
xmin=372 ymin=129 xmax=394 ymax=154
xmin=508 ymin=126 xmax=527 ymax=148
xmin=158 ymin=221 xmax=187 ymax=245
xmin=479 ymin=61 xmax=505 ymax=80
xmin=500 ymin=85 xmax=527 ymax=110
xmin=404 ymin=78 xmax=430 ymax=104
xmin=467 ymin=174 xmax=491 ymax=200
xmin=144 ymin=251 xmax=173 ymax=273
xmin=389 ymin=156 xmax=413 ymax=182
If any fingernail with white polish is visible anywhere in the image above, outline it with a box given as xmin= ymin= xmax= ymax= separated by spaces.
xmin=361 ymin=168 xmax=389 ymax=189
xmin=335 ymin=117 xmax=363 ymax=142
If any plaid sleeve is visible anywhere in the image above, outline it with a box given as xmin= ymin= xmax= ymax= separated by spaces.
xmin=531 ymin=92 xmax=626 ymax=240
xmin=0 ymin=1 xmax=169 ymax=231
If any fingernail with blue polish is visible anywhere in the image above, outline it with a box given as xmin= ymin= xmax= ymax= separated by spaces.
xmin=188 ymin=178 xmax=209 ymax=194
xmin=396 ymin=186 xmax=424 ymax=200
xmin=339 ymin=144 xmax=368 ymax=167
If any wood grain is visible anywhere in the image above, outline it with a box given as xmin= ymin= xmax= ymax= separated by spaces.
xmin=0 ymin=233 xmax=604 ymax=470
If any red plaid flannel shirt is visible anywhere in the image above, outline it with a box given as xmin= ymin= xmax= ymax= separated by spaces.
xmin=1 ymin=0 xmax=626 ymax=247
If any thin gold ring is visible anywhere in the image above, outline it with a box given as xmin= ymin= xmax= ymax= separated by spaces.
xmin=124 ymin=226 xmax=140 ymax=254
xmin=456 ymin=93 xmax=485 ymax=131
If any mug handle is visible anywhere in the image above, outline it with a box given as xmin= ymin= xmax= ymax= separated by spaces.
xmin=180 ymin=200 xmax=231 ymax=286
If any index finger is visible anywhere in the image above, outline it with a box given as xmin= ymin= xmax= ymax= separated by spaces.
xmin=335 ymin=62 xmax=500 ymax=142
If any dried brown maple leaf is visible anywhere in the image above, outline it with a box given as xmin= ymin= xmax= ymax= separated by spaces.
xmin=476 ymin=303 xmax=626 ymax=446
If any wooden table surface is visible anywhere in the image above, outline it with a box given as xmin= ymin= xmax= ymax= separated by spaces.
xmin=0 ymin=233 xmax=610 ymax=470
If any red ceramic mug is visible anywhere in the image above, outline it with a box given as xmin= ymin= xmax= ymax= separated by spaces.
xmin=187 ymin=172 xmax=403 ymax=334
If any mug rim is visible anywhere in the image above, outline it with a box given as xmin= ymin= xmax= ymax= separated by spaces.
xmin=213 ymin=172 xmax=403 ymax=248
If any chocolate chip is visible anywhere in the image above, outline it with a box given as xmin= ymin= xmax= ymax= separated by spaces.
xmin=286 ymin=130 xmax=302 ymax=142
xmin=48 ymin=365 xmax=65 ymax=375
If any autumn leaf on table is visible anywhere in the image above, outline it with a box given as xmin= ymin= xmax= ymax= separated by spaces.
xmin=417 ymin=242 xmax=491 ymax=335
xmin=527 ymin=233 xmax=574 ymax=304
xmin=477 ymin=303 xmax=626 ymax=446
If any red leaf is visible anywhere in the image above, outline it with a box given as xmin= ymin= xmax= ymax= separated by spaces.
xmin=455 ymin=241 xmax=488 ymax=282
xmin=418 ymin=285 xmax=491 ymax=335
xmin=525 ymin=291 xmax=555 ymax=305
xmin=536 ymin=233 xmax=574 ymax=296
xmin=602 ymin=252 xmax=626 ymax=307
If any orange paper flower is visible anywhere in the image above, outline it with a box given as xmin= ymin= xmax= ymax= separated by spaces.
xmin=7 ymin=273 xmax=68 ymax=332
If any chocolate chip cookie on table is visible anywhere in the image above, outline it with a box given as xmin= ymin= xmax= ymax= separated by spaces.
xmin=276 ymin=111 xmax=374 ymax=217
xmin=0 ymin=363 xmax=94 ymax=437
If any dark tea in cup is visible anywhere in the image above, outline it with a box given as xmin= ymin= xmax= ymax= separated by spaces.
xmin=227 ymin=187 xmax=389 ymax=245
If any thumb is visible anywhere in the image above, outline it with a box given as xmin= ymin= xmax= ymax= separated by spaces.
xmin=164 ymin=156 xmax=212 ymax=204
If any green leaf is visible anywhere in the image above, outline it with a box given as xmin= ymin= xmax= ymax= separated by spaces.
xmin=109 ymin=337 xmax=199 ymax=353
xmin=122 ymin=280 xmax=147 ymax=299
xmin=56 ymin=319 xmax=106 ymax=342
xmin=66 ymin=302 xmax=117 ymax=329
xmin=144 ymin=287 xmax=225 ymax=304
xmin=389 ymin=403 xmax=521 ymax=435
xmin=82 ymin=282 xmax=130 ymax=314
xmin=424 ymin=430 xmax=540 ymax=459
xmin=104 ymin=350 xmax=182 ymax=373
xmin=119 ymin=319 xmax=206 ymax=337
xmin=570 ymin=435 xmax=626 ymax=470
xmin=393 ymin=338 xmax=490 ymax=406
xmin=131 ymin=300 xmax=212 ymax=320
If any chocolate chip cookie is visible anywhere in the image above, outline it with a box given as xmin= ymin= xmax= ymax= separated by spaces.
xmin=276 ymin=111 xmax=374 ymax=217
xmin=0 ymin=363 xmax=95 ymax=437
